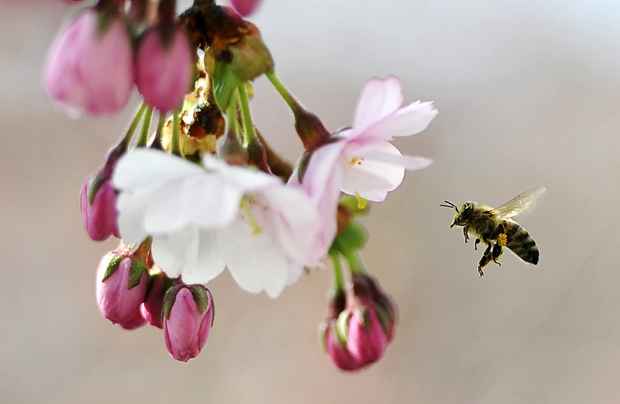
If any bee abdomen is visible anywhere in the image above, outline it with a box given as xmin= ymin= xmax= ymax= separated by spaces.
xmin=505 ymin=223 xmax=539 ymax=265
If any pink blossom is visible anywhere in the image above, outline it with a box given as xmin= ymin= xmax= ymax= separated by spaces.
xmin=230 ymin=0 xmax=262 ymax=16
xmin=96 ymin=253 xmax=148 ymax=330
xmin=80 ymin=178 xmax=120 ymax=241
xmin=292 ymin=77 xmax=436 ymax=252
xmin=343 ymin=305 xmax=388 ymax=365
xmin=136 ymin=27 xmax=193 ymax=112
xmin=44 ymin=10 xmax=134 ymax=116
xmin=163 ymin=285 xmax=215 ymax=362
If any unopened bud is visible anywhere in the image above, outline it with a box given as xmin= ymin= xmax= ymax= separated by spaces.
xmin=163 ymin=284 xmax=215 ymax=362
xmin=96 ymin=250 xmax=149 ymax=330
xmin=140 ymin=271 xmax=171 ymax=329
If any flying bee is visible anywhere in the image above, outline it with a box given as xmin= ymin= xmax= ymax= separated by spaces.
xmin=441 ymin=187 xmax=546 ymax=277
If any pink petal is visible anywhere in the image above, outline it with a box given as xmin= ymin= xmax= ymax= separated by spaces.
xmin=353 ymin=76 xmax=403 ymax=132
xmin=363 ymin=100 xmax=438 ymax=141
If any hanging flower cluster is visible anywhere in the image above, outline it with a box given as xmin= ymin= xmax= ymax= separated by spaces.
xmin=48 ymin=0 xmax=437 ymax=369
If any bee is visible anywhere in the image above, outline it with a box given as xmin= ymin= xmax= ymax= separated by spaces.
xmin=441 ymin=187 xmax=546 ymax=277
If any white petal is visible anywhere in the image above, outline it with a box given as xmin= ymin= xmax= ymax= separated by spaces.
xmin=113 ymin=149 xmax=203 ymax=192
xmin=143 ymin=175 xmax=242 ymax=235
xmin=180 ymin=230 xmax=226 ymax=285
xmin=116 ymin=191 xmax=151 ymax=244
xmin=217 ymin=220 xmax=290 ymax=298
xmin=353 ymin=76 xmax=404 ymax=132
xmin=341 ymin=142 xmax=406 ymax=202
xmin=364 ymin=100 xmax=438 ymax=140
xmin=151 ymin=227 xmax=199 ymax=279
xmin=202 ymin=155 xmax=280 ymax=192
xmin=257 ymin=185 xmax=322 ymax=266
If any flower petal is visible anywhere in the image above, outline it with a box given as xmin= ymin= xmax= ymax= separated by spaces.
xmin=257 ymin=185 xmax=323 ymax=266
xmin=217 ymin=220 xmax=290 ymax=298
xmin=151 ymin=227 xmax=199 ymax=279
xmin=116 ymin=190 xmax=152 ymax=245
xmin=143 ymin=175 xmax=242 ymax=235
xmin=364 ymin=151 xmax=433 ymax=171
xmin=180 ymin=230 xmax=226 ymax=285
xmin=363 ymin=100 xmax=438 ymax=140
xmin=341 ymin=142 xmax=406 ymax=202
xmin=114 ymin=149 xmax=204 ymax=192
xmin=202 ymin=155 xmax=280 ymax=192
xmin=353 ymin=76 xmax=403 ymax=132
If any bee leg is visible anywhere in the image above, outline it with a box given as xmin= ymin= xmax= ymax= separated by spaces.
xmin=477 ymin=243 xmax=493 ymax=277
xmin=492 ymin=244 xmax=503 ymax=266
xmin=463 ymin=225 xmax=470 ymax=243
xmin=474 ymin=238 xmax=481 ymax=251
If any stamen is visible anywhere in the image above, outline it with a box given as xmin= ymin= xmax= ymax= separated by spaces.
xmin=349 ymin=157 xmax=363 ymax=166
xmin=355 ymin=193 xmax=368 ymax=210
xmin=240 ymin=198 xmax=262 ymax=235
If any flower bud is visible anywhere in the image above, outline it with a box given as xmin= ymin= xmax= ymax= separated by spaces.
xmin=163 ymin=285 xmax=215 ymax=362
xmin=230 ymin=0 xmax=262 ymax=16
xmin=136 ymin=27 xmax=193 ymax=112
xmin=44 ymin=10 xmax=134 ymax=116
xmin=96 ymin=251 xmax=149 ymax=330
xmin=352 ymin=273 xmax=397 ymax=342
xmin=341 ymin=304 xmax=388 ymax=366
xmin=140 ymin=271 xmax=170 ymax=329
xmin=321 ymin=321 xmax=363 ymax=371
xmin=80 ymin=177 xmax=119 ymax=241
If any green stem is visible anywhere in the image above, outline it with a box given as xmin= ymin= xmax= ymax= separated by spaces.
xmin=266 ymin=71 xmax=301 ymax=112
xmin=154 ymin=113 xmax=166 ymax=145
xmin=343 ymin=248 xmax=365 ymax=275
xmin=120 ymin=103 xmax=147 ymax=149
xmin=137 ymin=107 xmax=153 ymax=147
xmin=237 ymin=84 xmax=256 ymax=147
xmin=171 ymin=111 xmax=181 ymax=155
xmin=330 ymin=252 xmax=345 ymax=292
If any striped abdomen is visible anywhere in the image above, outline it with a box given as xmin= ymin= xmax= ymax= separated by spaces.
xmin=502 ymin=220 xmax=539 ymax=265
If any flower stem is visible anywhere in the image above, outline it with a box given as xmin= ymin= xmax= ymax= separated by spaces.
xmin=237 ymin=84 xmax=256 ymax=147
xmin=120 ymin=103 xmax=147 ymax=149
xmin=266 ymin=71 xmax=301 ymax=112
xmin=343 ymin=248 xmax=366 ymax=275
xmin=330 ymin=252 xmax=345 ymax=292
xmin=171 ymin=111 xmax=181 ymax=156
xmin=137 ymin=107 xmax=153 ymax=147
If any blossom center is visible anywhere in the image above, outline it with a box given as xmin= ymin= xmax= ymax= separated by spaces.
xmin=349 ymin=156 xmax=363 ymax=166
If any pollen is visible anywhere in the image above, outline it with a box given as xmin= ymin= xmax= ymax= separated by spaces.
xmin=349 ymin=157 xmax=363 ymax=166
xmin=497 ymin=233 xmax=508 ymax=247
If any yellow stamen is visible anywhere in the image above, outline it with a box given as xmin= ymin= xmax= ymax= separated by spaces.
xmin=240 ymin=198 xmax=262 ymax=235
xmin=349 ymin=157 xmax=363 ymax=166
xmin=355 ymin=193 xmax=368 ymax=210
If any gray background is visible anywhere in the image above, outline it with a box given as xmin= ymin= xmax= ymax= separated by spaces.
xmin=2 ymin=1 xmax=620 ymax=403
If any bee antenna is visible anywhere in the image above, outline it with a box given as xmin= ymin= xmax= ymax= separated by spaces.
xmin=440 ymin=200 xmax=459 ymax=212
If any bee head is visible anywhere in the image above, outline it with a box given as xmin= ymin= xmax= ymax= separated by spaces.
xmin=441 ymin=201 xmax=475 ymax=228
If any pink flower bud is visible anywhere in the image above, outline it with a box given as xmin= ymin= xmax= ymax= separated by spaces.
xmin=230 ymin=0 xmax=262 ymax=16
xmin=96 ymin=252 xmax=149 ymax=330
xmin=343 ymin=305 xmax=388 ymax=366
xmin=163 ymin=285 xmax=215 ymax=362
xmin=322 ymin=321 xmax=363 ymax=371
xmin=352 ymin=273 xmax=397 ymax=342
xmin=80 ymin=178 xmax=119 ymax=241
xmin=44 ymin=10 xmax=134 ymax=116
xmin=136 ymin=27 xmax=193 ymax=112
xmin=140 ymin=272 xmax=170 ymax=329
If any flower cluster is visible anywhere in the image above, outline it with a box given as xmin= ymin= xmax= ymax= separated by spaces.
xmin=49 ymin=0 xmax=437 ymax=368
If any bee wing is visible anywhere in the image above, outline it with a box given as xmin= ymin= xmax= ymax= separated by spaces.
xmin=490 ymin=186 xmax=547 ymax=219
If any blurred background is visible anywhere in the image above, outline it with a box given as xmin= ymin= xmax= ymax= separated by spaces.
xmin=2 ymin=1 xmax=620 ymax=403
